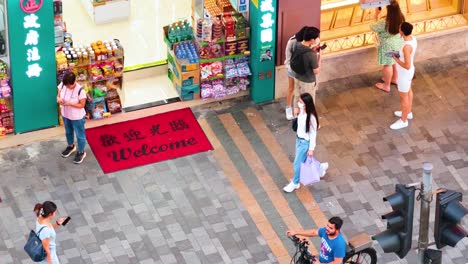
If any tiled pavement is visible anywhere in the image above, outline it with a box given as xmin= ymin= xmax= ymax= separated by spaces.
xmin=0 ymin=50 xmax=467 ymax=263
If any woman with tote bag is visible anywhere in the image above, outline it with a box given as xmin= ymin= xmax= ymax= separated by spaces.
xmin=283 ymin=92 xmax=329 ymax=193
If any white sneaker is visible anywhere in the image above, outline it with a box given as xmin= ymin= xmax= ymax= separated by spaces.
xmin=285 ymin=107 xmax=294 ymax=120
xmin=394 ymin=111 xmax=413 ymax=120
xmin=390 ymin=119 xmax=408 ymax=130
xmin=320 ymin=162 xmax=329 ymax=178
xmin=283 ymin=181 xmax=300 ymax=193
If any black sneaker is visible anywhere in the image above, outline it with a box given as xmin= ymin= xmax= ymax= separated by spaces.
xmin=73 ymin=151 xmax=86 ymax=164
xmin=61 ymin=145 xmax=76 ymax=158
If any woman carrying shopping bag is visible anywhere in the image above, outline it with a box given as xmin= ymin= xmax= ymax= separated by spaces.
xmin=283 ymin=92 xmax=328 ymax=193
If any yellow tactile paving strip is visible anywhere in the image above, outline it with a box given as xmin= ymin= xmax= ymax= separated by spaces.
xmin=198 ymin=119 xmax=292 ymax=263
xmin=243 ymin=108 xmax=329 ymax=228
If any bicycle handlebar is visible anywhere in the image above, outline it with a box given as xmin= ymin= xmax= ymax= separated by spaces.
xmin=288 ymin=235 xmax=316 ymax=262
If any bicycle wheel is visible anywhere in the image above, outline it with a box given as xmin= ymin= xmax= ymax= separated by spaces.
xmin=343 ymin=247 xmax=377 ymax=264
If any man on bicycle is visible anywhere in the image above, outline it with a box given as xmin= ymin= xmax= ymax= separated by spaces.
xmin=287 ymin=216 xmax=347 ymax=264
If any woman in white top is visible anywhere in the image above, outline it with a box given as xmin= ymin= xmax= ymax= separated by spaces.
xmin=33 ymin=201 xmax=67 ymax=264
xmin=283 ymin=92 xmax=328 ymax=193
xmin=390 ymin=22 xmax=417 ymax=130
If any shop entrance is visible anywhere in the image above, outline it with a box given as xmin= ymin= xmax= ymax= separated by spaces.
xmin=62 ymin=0 xmax=191 ymax=110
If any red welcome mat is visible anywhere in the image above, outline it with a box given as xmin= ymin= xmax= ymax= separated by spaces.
xmin=86 ymin=108 xmax=213 ymax=173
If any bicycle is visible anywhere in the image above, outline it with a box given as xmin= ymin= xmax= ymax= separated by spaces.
xmin=288 ymin=233 xmax=377 ymax=264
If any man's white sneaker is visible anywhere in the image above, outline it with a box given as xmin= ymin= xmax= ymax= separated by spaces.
xmin=390 ymin=119 xmax=408 ymax=130
xmin=285 ymin=107 xmax=294 ymax=120
xmin=283 ymin=181 xmax=300 ymax=193
xmin=394 ymin=111 xmax=413 ymax=119
xmin=320 ymin=162 xmax=329 ymax=178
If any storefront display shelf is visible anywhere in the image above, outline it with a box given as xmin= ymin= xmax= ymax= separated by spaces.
xmin=225 ymin=36 xmax=249 ymax=43
xmin=90 ymin=75 xmax=122 ymax=83
xmin=199 ymin=57 xmax=225 ymax=63
xmin=198 ymin=36 xmax=249 ymax=46
xmin=225 ymin=53 xmax=249 ymax=60
xmin=198 ymin=38 xmax=226 ymax=45
xmin=202 ymin=74 xmax=224 ymax=81
xmin=199 ymin=53 xmax=248 ymax=63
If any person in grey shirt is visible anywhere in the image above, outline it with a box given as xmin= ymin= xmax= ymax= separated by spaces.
xmin=292 ymin=27 xmax=321 ymax=117
xmin=284 ymin=26 xmax=307 ymax=120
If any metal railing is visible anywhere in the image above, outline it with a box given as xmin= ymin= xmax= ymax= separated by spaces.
xmin=322 ymin=14 xmax=467 ymax=53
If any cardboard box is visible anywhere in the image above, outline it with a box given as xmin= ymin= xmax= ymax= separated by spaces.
xmin=175 ymin=83 xmax=200 ymax=101
xmin=172 ymin=68 xmax=200 ymax=87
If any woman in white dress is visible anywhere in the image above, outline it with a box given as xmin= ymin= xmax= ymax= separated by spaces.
xmin=390 ymin=22 xmax=417 ymax=130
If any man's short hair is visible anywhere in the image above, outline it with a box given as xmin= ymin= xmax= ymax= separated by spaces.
xmin=303 ymin=27 xmax=320 ymax=42
xmin=329 ymin=216 xmax=343 ymax=229
xmin=401 ymin=22 xmax=413 ymax=36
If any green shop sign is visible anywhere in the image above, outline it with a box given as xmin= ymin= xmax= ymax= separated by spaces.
xmin=8 ymin=0 xmax=58 ymax=133
xmin=249 ymin=0 xmax=277 ymax=103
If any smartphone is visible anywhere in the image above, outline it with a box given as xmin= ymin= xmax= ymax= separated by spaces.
xmin=62 ymin=216 xmax=71 ymax=226
xmin=320 ymin=43 xmax=327 ymax=50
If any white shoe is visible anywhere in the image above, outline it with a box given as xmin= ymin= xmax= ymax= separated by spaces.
xmin=320 ymin=162 xmax=329 ymax=178
xmin=394 ymin=111 xmax=413 ymax=120
xmin=390 ymin=119 xmax=408 ymax=130
xmin=285 ymin=107 xmax=294 ymax=120
xmin=283 ymin=181 xmax=300 ymax=193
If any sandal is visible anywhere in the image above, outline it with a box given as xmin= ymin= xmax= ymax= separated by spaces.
xmin=375 ymin=82 xmax=390 ymax=93
xmin=380 ymin=78 xmax=397 ymax=85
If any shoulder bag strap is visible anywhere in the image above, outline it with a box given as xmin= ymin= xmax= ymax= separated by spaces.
xmin=36 ymin=226 xmax=47 ymax=237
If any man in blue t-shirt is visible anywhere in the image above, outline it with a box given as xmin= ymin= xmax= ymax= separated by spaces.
xmin=286 ymin=216 xmax=347 ymax=263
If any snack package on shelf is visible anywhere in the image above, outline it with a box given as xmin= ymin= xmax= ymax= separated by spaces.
xmin=92 ymin=83 xmax=107 ymax=98
xmin=204 ymin=0 xmax=222 ymax=17
xmin=89 ymin=64 xmax=104 ymax=82
xmin=222 ymin=13 xmax=236 ymax=40
xmin=0 ymin=79 xmax=11 ymax=98
xmin=101 ymin=62 xmax=115 ymax=78
xmin=236 ymin=62 xmax=251 ymax=77
xmin=224 ymin=61 xmax=238 ymax=79
xmin=198 ymin=19 xmax=213 ymax=42
xmin=56 ymin=51 xmax=68 ymax=70
xmin=106 ymin=98 xmax=122 ymax=114
xmin=225 ymin=42 xmax=237 ymax=56
xmin=200 ymin=82 xmax=214 ymax=99
xmin=236 ymin=39 xmax=249 ymax=54
xmin=212 ymin=17 xmax=223 ymax=41
xmin=74 ymin=67 xmax=88 ymax=82
xmin=105 ymin=78 xmax=121 ymax=92
xmin=212 ymin=79 xmax=226 ymax=98
xmin=90 ymin=97 xmax=107 ymax=120
xmin=200 ymin=61 xmax=223 ymax=80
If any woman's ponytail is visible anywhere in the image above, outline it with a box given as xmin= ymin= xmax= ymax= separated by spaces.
xmin=33 ymin=203 xmax=43 ymax=217
xmin=33 ymin=201 xmax=57 ymax=217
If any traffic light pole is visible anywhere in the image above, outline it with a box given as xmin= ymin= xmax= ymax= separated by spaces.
xmin=418 ymin=163 xmax=433 ymax=264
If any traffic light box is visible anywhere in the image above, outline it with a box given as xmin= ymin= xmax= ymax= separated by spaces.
xmin=372 ymin=184 xmax=415 ymax=258
xmin=434 ymin=189 xmax=467 ymax=249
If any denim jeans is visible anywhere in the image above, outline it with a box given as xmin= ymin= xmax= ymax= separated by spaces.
xmin=293 ymin=137 xmax=310 ymax=184
xmin=63 ymin=117 xmax=86 ymax=152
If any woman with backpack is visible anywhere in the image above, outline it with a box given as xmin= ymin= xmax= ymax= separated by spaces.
xmin=284 ymin=26 xmax=322 ymax=120
xmin=34 ymin=201 xmax=66 ymax=264
xmin=57 ymin=72 xmax=88 ymax=164
xmin=283 ymin=92 xmax=328 ymax=193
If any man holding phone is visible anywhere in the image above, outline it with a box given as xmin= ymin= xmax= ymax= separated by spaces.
xmin=289 ymin=26 xmax=322 ymax=115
